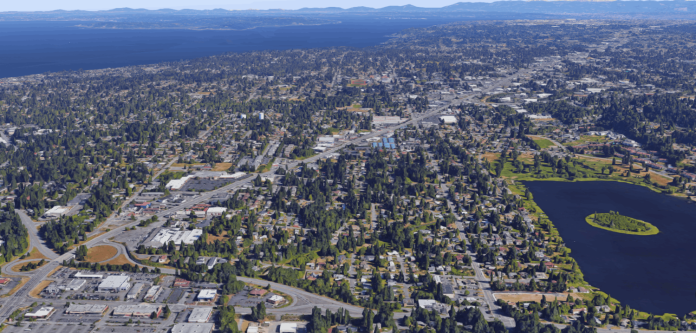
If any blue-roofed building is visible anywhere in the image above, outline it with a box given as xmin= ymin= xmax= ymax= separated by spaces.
xmin=388 ymin=138 xmax=395 ymax=143
xmin=378 ymin=143 xmax=383 ymax=148
xmin=372 ymin=143 xmax=378 ymax=148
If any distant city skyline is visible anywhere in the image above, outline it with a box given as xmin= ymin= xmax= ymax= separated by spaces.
xmin=2 ymin=0 xmax=498 ymax=12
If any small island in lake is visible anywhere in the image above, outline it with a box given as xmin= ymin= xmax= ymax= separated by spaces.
xmin=585 ymin=211 xmax=659 ymax=235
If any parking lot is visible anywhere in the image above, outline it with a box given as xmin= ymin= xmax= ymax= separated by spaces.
xmin=2 ymin=322 xmax=93 ymax=333
xmin=0 ymin=278 xmax=20 ymax=296
xmin=179 ymin=178 xmax=236 ymax=191
xmin=228 ymin=288 xmax=282 ymax=307
xmin=167 ymin=288 xmax=185 ymax=303
xmin=50 ymin=310 xmax=103 ymax=324
xmin=96 ymin=326 xmax=157 ymax=333
xmin=41 ymin=268 xmax=163 ymax=301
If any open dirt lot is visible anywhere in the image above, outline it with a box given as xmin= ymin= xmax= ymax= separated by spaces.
xmin=85 ymin=245 xmax=118 ymax=263
xmin=104 ymin=254 xmax=132 ymax=266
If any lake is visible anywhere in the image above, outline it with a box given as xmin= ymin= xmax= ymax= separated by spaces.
xmin=0 ymin=16 xmax=465 ymax=78
xmin=524 ymin=180 xmax=696 ymax=315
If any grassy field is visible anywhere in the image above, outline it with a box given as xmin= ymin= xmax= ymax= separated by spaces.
xmin=528 ymin=136 xmax=555 ymax=149
xmin=85 ymin=245 xmax=118 ymax=263
xmin=103 ymin=254 xmax=132 ymax=266
xmin=10 ymin=260 xmax=43 ymax=273
xmin=23 ymin=248 xmax=48 ymax=261
xmin=213 ymin=163 xmax=233 ymax=171
xmin=563 ymin=135 xmax=610 ymax=147
xmin=585 ymin=214 xmax=660 ymax=236
xmin=207 ymin=231 xmax=230 ymax=244
xmin=171 ymin=162 xmax=232 ymax=172
xmin=493 ymin=152 xmax=675 ymax=195
xmin=29 ymin=280 xmax=53 ymax=298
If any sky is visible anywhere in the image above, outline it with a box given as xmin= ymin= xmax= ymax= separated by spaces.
xmin=2 ymin=0 xmax=493 ymax=12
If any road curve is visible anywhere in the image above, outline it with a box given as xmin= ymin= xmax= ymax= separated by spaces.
xmin=16 ymin=210 xmax=59 ymax=260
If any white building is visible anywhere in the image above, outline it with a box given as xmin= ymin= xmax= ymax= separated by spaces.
xmin=439 ymin=116 xmax=457 ymax=124
xmin=188 ymin=307 xmax=214 ymax=323
xmin=280 ymin=323 xmax=298 ymax=333
xmin=98 ymin=275 xmax=131 ymax=292
xmin=73 ymin=272 xmax=103 ymax=279
xmin=65 ymin=304 xmax=109 ymax=315
xmin=206 ymin=207 xmax=227 ymax=219
xmin=44 ymin=206 xmax=69 ymax=218
xmin=61 ymin=279 xmax=86 ymax=291
xmin=166 ymin=175 xmax=193 ymax=190
xmin=25 ymin=307 xmax=56 ymax=320
xmin=372 ymin=116 xmax=402 ymax=125
xmin=144 ymin=285 xmax=162 ymax=302
xmin=197 ymin=289 xmax=217 ymax=301
xmin=150 ymin=228 xmax=203 ymax=247
xmin=171 ymin=323 xmax=215 ymax=333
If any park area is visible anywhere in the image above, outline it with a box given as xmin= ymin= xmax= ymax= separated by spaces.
xmin=527 ymin=135 xmax=555 ymax=149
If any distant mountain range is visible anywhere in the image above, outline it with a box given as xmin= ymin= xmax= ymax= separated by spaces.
xmin=1 ymin=1 xmax=694 ymax=18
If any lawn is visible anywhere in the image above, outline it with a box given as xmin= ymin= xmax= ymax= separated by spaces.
xmin=493 ymin=153 xmax=676 ymax=195
xmin=207 ymin=231 xmax=230 ymax=244
xmin=527 ymin=136 xmax=555 ymax=149
xmin=10 ymin=260 xmax=43 ymax=272
xmin=23 ymin=248 xmax=48 ymax=261
xmin=563 ymin=135 xmax=610 ymax=147
xmin=85 ymin=245 xmax=118 ymax=263
xmin=213 ymin=163 xmax=234 ymax=171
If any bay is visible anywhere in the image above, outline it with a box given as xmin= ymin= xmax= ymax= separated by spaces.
xmin=0 ymin=16 xmax=461 ymax=78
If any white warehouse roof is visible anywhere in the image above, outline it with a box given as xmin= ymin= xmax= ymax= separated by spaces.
xmin=439 ymin=116 xmax=457 ymax=124
xmin=188 ymin=307 xmax=213 ymax=323
xmin=98 ymin=275 xmax=130 ymax=291
xmin=197 ymin=289 xmax=217 ymax=300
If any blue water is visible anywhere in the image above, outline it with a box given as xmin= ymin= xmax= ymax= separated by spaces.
xmin=525 ymin=181 xmax=696 ymax=315
xmin=0 ymin=17 xmax=461 ymax=78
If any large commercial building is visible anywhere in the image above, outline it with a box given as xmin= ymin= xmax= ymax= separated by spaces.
xmin=144 ymin=285 xmax=162 ymax=302
xmin=61 ymin=279 xmax=86 ymax=291
xmin=439 ymin=115 xmax=457 ymax=124
xmin=171 ymin=323 xmax=215 ymax=333
xmin=149 ymin=228 xmax=203 ymax=248
xmin=25 ymin=307 xmax=56 ymax=320
xmin=65 ymin=304 xmax=109 ymax=315
xmin=112 ymin=304 xmax=162 ymax=317
xmin=188 ymin=307 xmax=213 ymax=323
xmin=73 ymin=272 xmax=103 ymax=279
xmin=280 ymin=323 xmax=298 ymax=333
xmin=372 ymin=116 xmax=403 ymax=125
xmin=127 ymin=282 xmax=145 ymax=300
xmin=98 ymin=275 xmax=131 ymax=292
xmin=197 ymin=289 xmax=217 ymax=301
